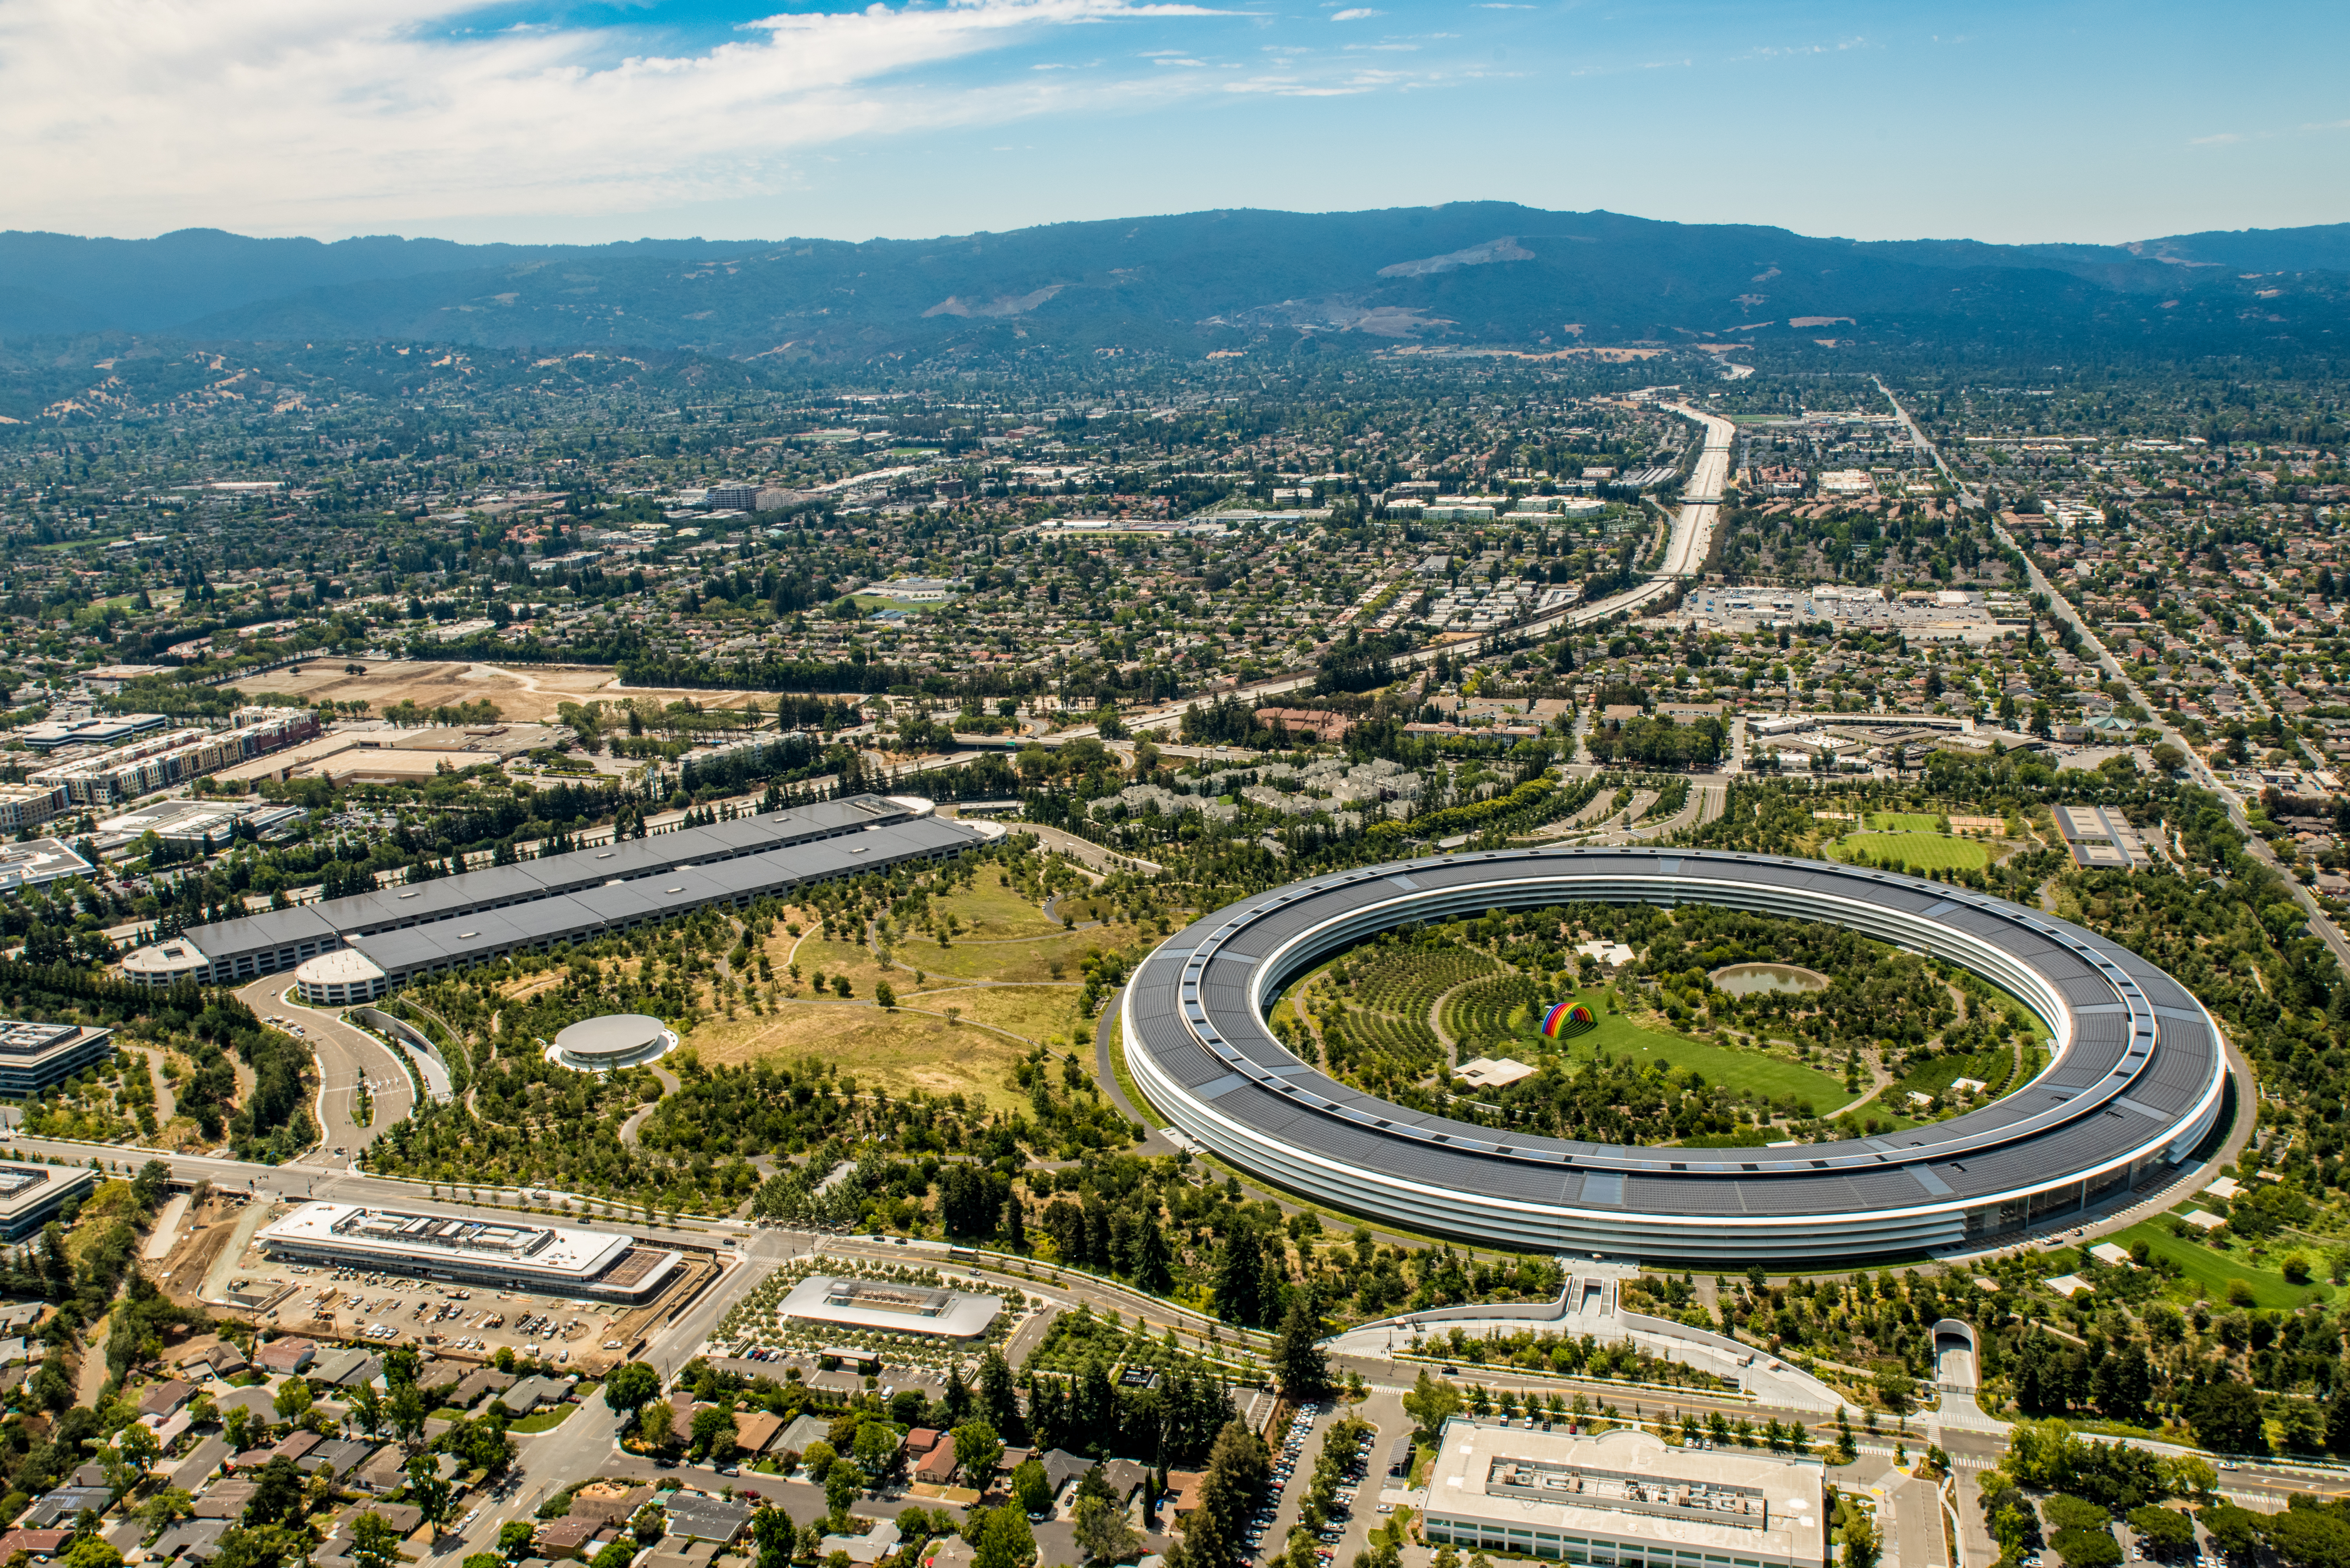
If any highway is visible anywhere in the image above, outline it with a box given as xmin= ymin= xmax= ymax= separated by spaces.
xmin=1048 ymin=398 xmax=1735 ymax=743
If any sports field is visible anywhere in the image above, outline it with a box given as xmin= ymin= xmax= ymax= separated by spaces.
xmin=1833 ymin=830 xmax=1990 ymax=871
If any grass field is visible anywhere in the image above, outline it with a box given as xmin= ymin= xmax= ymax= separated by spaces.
xmin=1544 ymin=993 xmax=1847 ymax=1111
xmin=686 ymin=1001 xmax=1032 ymax=1109
xmin=2103 ymin=1219 xmax=2319 ymax=1310
xmin=1868 ymin=812 xmax=1947 ymax=832
xmin=1833 ymin=830 xmax=1991 ymax=872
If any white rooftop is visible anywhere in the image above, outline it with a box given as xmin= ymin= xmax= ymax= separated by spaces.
xmin=777 ymin=1274 xmax=1003 ymax=1339
xmin=258 ymin=1201 xmax=632 ymax=1280
xmin=1457 ymin=1057 xmax=1536 ymax=1089
xmin=1425 ymin=1422 xmax=1822 ymax=1566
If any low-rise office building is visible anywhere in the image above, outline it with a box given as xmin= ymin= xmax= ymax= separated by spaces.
xmin=256 ymin=1202 xmax=682 ymax=1302
xmin=0 ymin=1021 xmax=114 ymax=1097
xmin=0 ymin=1163 xmax=101 ymax=1242
xmin=1420 ymin=1421 xmax=1823 ymax=1568
xmin=118 ymin=794 xmax=995 ymax=997
xmin=777 ymin=1275 xmax=1003 ymax=1339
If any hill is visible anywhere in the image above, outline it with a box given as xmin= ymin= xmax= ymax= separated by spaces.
xmin=3 ymin=204 xmax=2346 ymax=362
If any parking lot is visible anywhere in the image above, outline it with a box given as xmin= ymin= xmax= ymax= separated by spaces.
xmin=247 ymin=1258 xmax=637 ymax=1365
xmin=1249 ymin=1392 xmax=1403 ymax=1566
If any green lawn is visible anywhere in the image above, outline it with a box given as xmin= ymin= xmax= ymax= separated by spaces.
xmin=2102 ymin=1220 xmax=2319 ymax=1310
xmin=509 ymin=1405 xmax=575 ymax=1433
xmin=1868 ymin=812 xmax=1947 ymax=832
xmin=1833 ymin=831 xmax=1990 ymax=871
xmin=1542 ymin=994 xmax=1847 ymax=1112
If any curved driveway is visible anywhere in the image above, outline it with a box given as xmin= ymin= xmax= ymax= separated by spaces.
xmin=237 ymin=977 xmax=417 ymax=1170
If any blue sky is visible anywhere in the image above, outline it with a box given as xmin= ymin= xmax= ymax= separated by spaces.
xmin=6 ymin=0 xmax=2346 ymax=244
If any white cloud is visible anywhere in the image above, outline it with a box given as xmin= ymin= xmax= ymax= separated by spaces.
xmin=1330 ymin=8 xmax=1383 ymax=18
xmin=0 ymin=0 xmax=1235 ymax=233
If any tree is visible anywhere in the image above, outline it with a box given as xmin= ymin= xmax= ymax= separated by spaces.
xmin=2198 ymin=1503 xmax=2261 ymax=1561
xmin=347 ymin=1382 xmax=385 ymax=1440
xmin=1012 ymin=1460 xmax=1053 ymax=1517
xmin=1403 ymin=1369 xmax=1462 ymax=1439
xmin=1273 ymin=1303 xmax=1329 ymax=1400
xmin=1213 ymin=1226 xmax=1268 ymax=1330
xmin=853 ymin=1420 xmax=902 ymax=1482
xmin=352 ymin=1512 xmax=407 ymax=1568
xmin=638 ymin=1399 xmax=675 ymax=1451
xmin=752 ymin=1506 xmax=796 ymax=1568
xmin=978 ymin=1348 xmax=1026 ymax=1443
xmin=2263 ymin=1504 xmax=2350 ymax=1566
xmin=61 ymin=1541 xmax=121 ymax=1568
xmin=603 ymin=1362 xmax=661 ymax=1416
xmin=825 ymin=1464 xmax=861 ymax=1525
xmin=498 ymin=1523 xmax=537 ymax=1561
xmin=405 ymin=1454 xmax=456 ymax=1538
xmin=111 ymin=1422 xmax=159 ymax=1494
xmin=273 ymin=1377 xmax=314 ymax=1422
xmin=1837 ymin=1512 xmax=1881 ymax=1568
xmin=390 ymin=1383 xmax=429 ymax=1452
xmin=952 ymin=1422 xmax=1004 ymax=1489
xmin=2125 ymin=1507 xmax=2193 ymax=1554
xmin=1185 ymin=1420 xmax=1271 ymax=1568
xmin=2184 ymin=1377 xmax=2269 ymax=1455
xmin=692 ymin=1405 xmax=740 ymax=1464
xmin=1072 ymin=1494 xmax=1142 ymax=1565
xmin=243 ymin=1457 xmax=305 ymax=1528
xmin=970 ymin=1508 xmax=1036 ymax=1568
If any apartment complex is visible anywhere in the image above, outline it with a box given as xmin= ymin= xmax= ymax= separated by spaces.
xmin=31 ymin=708 xmax=320 ymax=806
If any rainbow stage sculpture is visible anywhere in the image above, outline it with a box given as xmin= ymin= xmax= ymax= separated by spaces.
xmin=1539 ymin=1002 xmax=1595 ymax=1038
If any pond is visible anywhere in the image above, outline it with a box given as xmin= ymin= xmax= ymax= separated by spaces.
xmin=1709 ymin=962 xmax=1831 ymax=997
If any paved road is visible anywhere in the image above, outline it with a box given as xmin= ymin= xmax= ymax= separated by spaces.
xmin=235 ymin=977 xmax=416 ymax=1170
xmin=1040 ymin=400 xmax=1732 ymax=744
xmin=1873 ymin=379 xmax=2350 ymax=976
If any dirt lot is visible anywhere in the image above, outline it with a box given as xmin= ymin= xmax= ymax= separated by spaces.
xmin=237 ymin=660 xmax=779 ymax=724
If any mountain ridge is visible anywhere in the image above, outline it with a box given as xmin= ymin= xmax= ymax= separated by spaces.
xmin=3 ymin=203 xmax=2346 ymax=361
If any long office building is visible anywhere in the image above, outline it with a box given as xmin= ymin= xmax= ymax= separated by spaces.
xmin=257 ymin=1202 xmax=681 ymax=1301
xmin=33 ymin=708 xmax=321 ymax=807
xmin=1422 ymin=1421 xmax=1823 ymax=1568
xmin=1124 ymin=845 xmax=2229 ymax=1266
xmin=119 ymin=794 xmax=995 ymax=1001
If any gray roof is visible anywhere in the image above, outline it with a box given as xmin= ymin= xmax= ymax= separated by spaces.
xmin=150 ymin=1519 xmax=230 ymax=1561
xmin=658 ymin=1493 xmax=750 ymax=1543
xmin=171 ymin=795 xmax=983 ymax=977
xmin=22 ymin=1487 xmax=111 ymax=1528
xmin=497 ymin=1375 xmax=571 ymax=1414
xmin=1128 ymin=845 xmax=2227 ymax=1257
xmin=168 ymin=1437 xmax=231 ymax=1490
xmin=310 ymin=1348 xmax=381 ymax=1388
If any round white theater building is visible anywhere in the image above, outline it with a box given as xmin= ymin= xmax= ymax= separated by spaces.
xmin=550 ymin=1013 xmax=678 ymax=1072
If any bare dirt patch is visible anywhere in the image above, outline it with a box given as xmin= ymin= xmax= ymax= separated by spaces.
xmin=237 ymin=660 xmax=779 ymax=724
